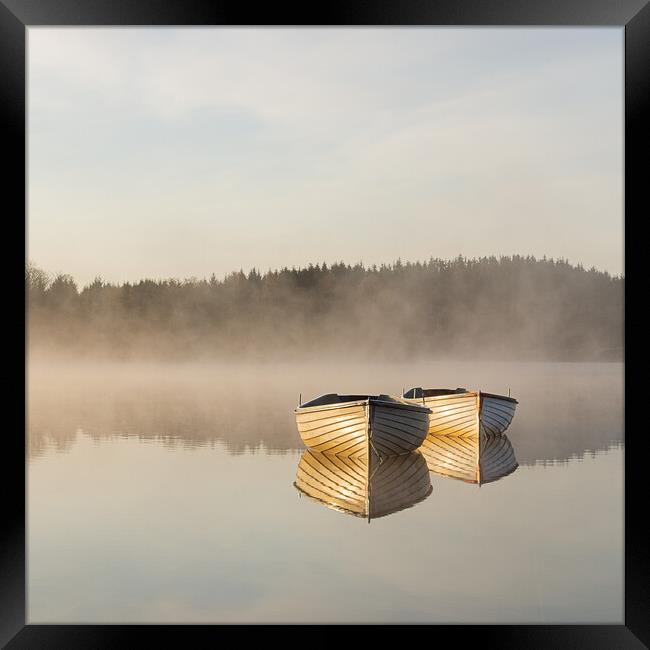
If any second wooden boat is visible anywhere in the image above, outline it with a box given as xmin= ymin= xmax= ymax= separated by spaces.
xmin=294 ymin=448 xmax=432 ymax=520
xmin=295 ymin=393 xmax=431 ymax=457
xmin=402 ymin=387 xmax=518 ymax=437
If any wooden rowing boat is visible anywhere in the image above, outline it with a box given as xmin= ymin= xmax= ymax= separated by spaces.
xmin=295 ymin=393 xmax=431 ymax=457
xmin=402 ymin=387 xmax=518 ymax=437
xmin=419 ymin=432 xmax=518 ymax=485
xmin=294 ymin=448 xmax=432 ymax=520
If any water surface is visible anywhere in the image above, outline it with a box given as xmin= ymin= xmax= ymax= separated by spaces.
xmin=27 ymin=360 xmax=623 ymax=623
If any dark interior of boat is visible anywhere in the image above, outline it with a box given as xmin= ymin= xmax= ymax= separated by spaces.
xmin=403 ymin=387 xmax=517 ymax=403
xmin=300 ymin=393 xmax=401 ymax=408
xmin=403 ymin=387 xmax=468 ymax=399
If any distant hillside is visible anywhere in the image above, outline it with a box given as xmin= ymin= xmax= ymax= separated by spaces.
xmin=26 ymin=255 xmax=623 ymax=361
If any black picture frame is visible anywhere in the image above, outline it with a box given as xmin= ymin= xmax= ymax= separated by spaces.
xmin=2 ymin=0 xmax=647 ymax=645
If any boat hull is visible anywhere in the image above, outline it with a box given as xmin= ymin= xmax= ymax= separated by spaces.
xmin=295 ymin=399 xmax=430 ymax=457
xmin=480 ymin=394 xmax=518 ymax=436
xmin=404 ymin=391 xmax=517 ymax=437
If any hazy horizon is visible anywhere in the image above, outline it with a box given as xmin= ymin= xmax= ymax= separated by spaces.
xmin=26 ymin=255 xmax=623 ymax=363
xmin=28 ymin=27 xmax=623 ymax=287
xmin=26 ymin=251 xmax=624 ymax=289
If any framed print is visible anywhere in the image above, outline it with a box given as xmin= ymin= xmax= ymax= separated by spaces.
xmin=2 ymin=0 xmax=648 ymax=645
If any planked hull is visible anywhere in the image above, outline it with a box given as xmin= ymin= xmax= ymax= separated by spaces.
xmin=371 ymin=402 xmax=430 ymax=456
xmin=480 ymin=394 xmax=518 ymax=436
xmin=295 ymin=395 xmax=430 ymax=457
xmin=403 ymin=388 xmax=517 ymax=437
xmin=419 ymin=432 xmax=518 ymax=485
xmin=294 ymin=448 xmax=432 ymax=520
xmin=295 ymin=402 xmax=368 ymax=457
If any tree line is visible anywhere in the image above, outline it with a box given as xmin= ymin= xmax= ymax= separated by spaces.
xmin=25 ymin=255 xmax=623 ymax=361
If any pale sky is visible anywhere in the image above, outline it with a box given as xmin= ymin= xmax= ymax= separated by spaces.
xmin=28 ymin=27 xmax=623 ymax=287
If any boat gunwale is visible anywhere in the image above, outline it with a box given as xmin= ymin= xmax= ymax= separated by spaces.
xmin=403 ymin=387 xmax=518 ymax=405
xmin=480 ymin=391 xmax=519 ymax=404
xmin=295 ymin=396 xmax=431 ymax=415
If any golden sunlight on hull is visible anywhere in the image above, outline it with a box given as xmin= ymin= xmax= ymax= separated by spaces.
xmin=295 ymin=394 xmax=430 ymax=457
xmin=402 ymin=387 xmax=518 ymax=437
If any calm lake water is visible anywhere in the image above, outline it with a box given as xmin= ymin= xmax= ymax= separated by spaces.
xmin=27 ymin=360 xmax=624 ymax=623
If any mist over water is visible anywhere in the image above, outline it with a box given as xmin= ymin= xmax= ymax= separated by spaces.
xmin=28 ymin=358 xmax=623 ymax=464
xmin=27 ymin=357 xmax=623 ymax=623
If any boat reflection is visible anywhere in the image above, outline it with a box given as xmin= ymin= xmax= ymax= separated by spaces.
xmin=420 ymin=432 xmax=518 ymax=485
xmin=294 ymin=449 xmax=432 ymax=521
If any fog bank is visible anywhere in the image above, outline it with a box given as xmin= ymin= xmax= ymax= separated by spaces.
xmin=26 ymin=255 xmax=623 ymax=362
